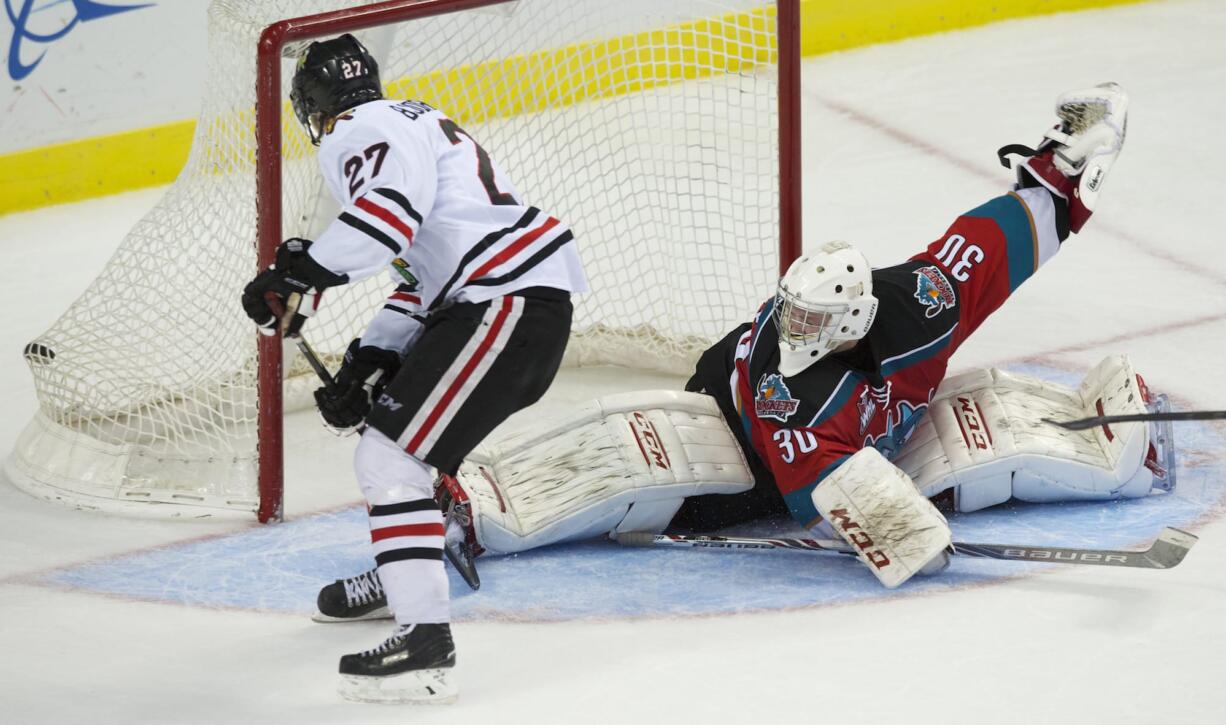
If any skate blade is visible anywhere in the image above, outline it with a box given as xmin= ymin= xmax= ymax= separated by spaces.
xmin=338 ymin=668 xmax=457 ymax=705
xmin=311 ymin=605 xmax=392 ymax=623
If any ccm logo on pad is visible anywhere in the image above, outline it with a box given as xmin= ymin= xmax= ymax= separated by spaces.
xmin=954 ymin=396 xmax=992 ymax=451
xmin=628 ymin=411 xmax=671 ymax=471
xmin=826 ymin=508 xmax=890 ymax=570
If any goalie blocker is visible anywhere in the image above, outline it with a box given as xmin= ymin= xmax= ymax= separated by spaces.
xmin=435 ymin=355 xmax=1173 ymax=587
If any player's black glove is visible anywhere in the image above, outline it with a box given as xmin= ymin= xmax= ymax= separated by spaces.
xmin=241 ymin=238 xmax=347 ymax=337
xmin=314 ymin=339 xmax=402 ymax=434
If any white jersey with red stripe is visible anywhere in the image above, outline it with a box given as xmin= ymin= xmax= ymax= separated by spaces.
xmin=305 ymin=98 xmax=587 ymax=352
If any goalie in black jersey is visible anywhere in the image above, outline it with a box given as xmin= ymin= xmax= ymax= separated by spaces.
xmin=241 ymin=35 xmax=587 ymax=705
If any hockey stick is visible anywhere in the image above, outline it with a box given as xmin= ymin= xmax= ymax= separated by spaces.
xmin=264 ymin=292 xmax=336 ymax=387
xmin=288 ymin=334 xmax=336 ymax=388
xmin=616 ymin=527 xmax=1198 ymax=570
xmin=1044 ymin=410 xmax=1226 ymax=430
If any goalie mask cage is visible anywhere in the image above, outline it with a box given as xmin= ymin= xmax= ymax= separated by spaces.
xmin=7 ymin=0 xmax=801 ymax=522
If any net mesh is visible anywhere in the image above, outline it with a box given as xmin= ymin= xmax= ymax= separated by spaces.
xmin=10 ymin=0 xmax=781 ymax=516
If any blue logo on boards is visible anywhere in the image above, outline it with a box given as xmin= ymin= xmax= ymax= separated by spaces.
xmin=5 ymin=0 xmax=153 ymax=81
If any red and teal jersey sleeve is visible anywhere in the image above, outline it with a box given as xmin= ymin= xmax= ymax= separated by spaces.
xmin=911 ymin=186 xmax=1063 ymax=351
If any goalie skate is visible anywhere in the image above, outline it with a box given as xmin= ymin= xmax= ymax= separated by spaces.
xmin=313 ymin=568 xmax=391 ymax=623
xmin=338 ymin=623 xmax=458 ymax=705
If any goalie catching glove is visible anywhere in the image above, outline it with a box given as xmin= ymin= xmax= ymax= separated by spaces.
xmin=241 ymin=238 xmax=347 ymax=337
xmin=999 ymin=82 xmax=1128 ymax=234
xmin=314 ymin=339 xmax=402 ymax=434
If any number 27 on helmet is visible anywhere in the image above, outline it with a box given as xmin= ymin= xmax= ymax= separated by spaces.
xmin=289 ymin=33 xmax=384 ymax=145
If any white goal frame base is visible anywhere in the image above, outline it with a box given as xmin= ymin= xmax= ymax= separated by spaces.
xmin=5 ymin=413 xmax=256 ymax=519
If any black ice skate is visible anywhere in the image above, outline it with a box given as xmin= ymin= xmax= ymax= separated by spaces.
xmin=313 ymin=567 xmax=391 ymax=623
xmin=338 ymin=623 xmax=458 ymax=704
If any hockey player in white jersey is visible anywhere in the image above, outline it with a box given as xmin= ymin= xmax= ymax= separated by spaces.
xmin=241 ymin=34 xmax=587 ymax=704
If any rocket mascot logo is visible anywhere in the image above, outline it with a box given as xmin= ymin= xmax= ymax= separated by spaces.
xmin=755 ymin=373 xmax=800 ymax=422
xmin=913 ymin=266 xmax=957 ymax=318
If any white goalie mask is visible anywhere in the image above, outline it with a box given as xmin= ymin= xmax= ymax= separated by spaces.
xmin=773 ymin=241 xmax=879 ymax=376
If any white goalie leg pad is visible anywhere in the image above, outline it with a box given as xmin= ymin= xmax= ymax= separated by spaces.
xmin=811 ymin=448 xmax=951 ymax=589
xmin=453 ymin=390 xmax=754 ymax=555
xmin=895 ymin=355 xmax=1162 ymax=512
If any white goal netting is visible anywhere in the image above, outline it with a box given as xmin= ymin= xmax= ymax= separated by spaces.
xmin=7 ymin=0 xmax=783 ymax=518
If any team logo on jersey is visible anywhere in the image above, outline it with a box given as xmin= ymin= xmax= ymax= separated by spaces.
xmin=391 ymin=258 xmax=420 ymax=291
xmin=857 ymin=388 xmax=877 ymax=435
xmin=913 ymin=266 xmax=956 ymax=318
xmin=756 ymin=373 xmax=800 ymax=422
xmin=856 ymin=381 xmax=891 ymax=435
xmin=864 ymin=400 xmax=928 ymax=459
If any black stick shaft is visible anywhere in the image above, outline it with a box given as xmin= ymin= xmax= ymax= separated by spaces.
xmin=263 ymin=291 xmax=336 ymax=388
xmin=1045 ymin=410 xmax=1226 ymax=430
xmin=292 ymin=336 xmax=335 ymax=388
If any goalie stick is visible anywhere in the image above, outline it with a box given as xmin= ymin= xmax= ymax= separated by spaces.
xmin=1045 ymin=409 xmax=1226 ymax=430
xmin=616 ymin=527 xmax=1198 ymax=570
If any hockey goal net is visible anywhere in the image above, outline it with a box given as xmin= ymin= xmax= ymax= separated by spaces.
xmin=7 ymin=0 xmax=800 ymax=521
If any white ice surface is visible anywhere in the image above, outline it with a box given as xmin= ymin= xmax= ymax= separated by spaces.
xmin=3 ymin=1 xmax=1226 ymax=722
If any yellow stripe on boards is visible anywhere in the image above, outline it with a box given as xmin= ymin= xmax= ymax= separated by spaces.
xmin=0 ymin=0 xmax=1151 ymax=215
xmin=798 ymin=0 xmax=1149 ymax=55
xmin=383 ymin=6 xmax=776 ymax=125
xmin=0 ymin=120 xmax=194 ymax=214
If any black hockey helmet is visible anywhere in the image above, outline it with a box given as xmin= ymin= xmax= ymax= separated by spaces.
xmin=290 ymin=34 xmax=383 ymax=145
